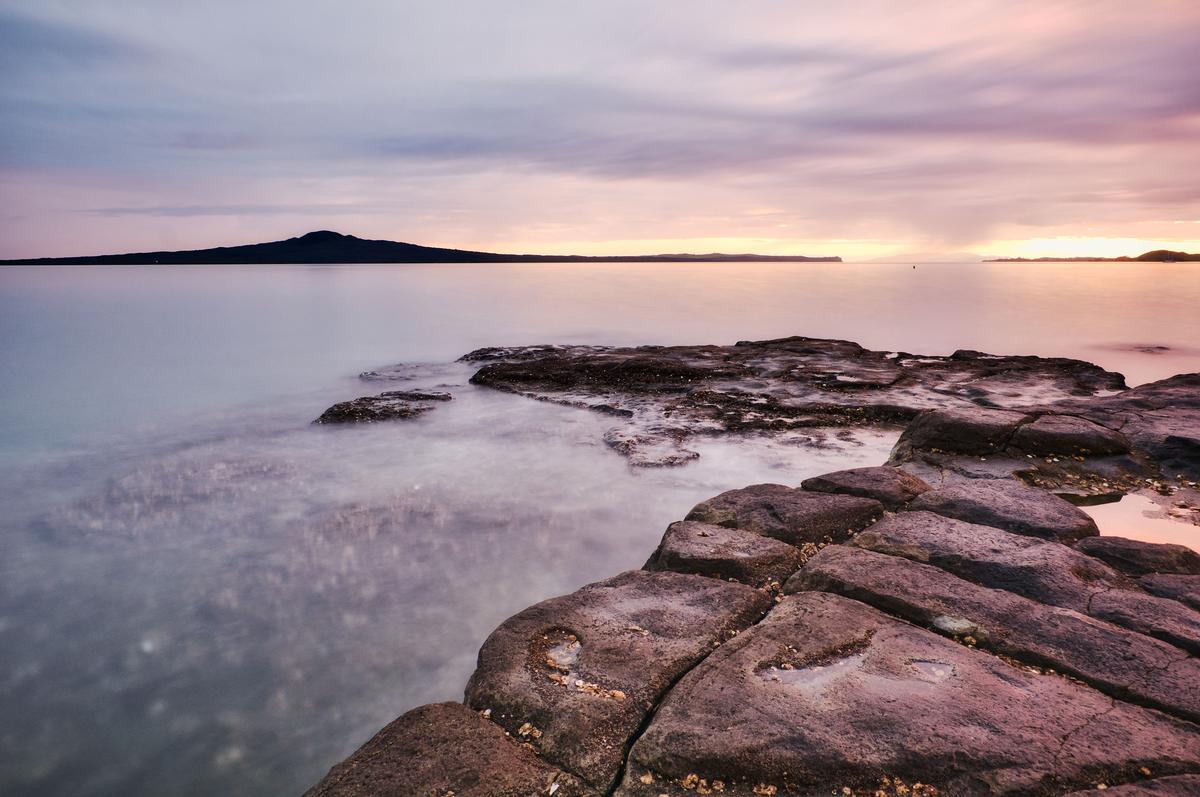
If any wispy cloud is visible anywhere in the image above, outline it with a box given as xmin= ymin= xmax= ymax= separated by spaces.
xmin=1 ymin=0 xmax=1198 ymax=258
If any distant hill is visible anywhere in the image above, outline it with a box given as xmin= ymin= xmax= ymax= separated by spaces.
xmin=985 ymin=249 xmax=1199 ymax=262
xmin=0 ymin=230 xmax=841 ymax=264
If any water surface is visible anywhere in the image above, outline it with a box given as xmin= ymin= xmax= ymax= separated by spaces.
xmin=1 ymin=261 xmax=1198 ymax=796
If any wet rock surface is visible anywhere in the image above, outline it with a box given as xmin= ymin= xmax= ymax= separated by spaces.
xmin=1074 ymin=535 xmax=1200 ymax=576
xmin=685 ymin=483 xmax=882 ymax=545
xmin=302 ymin=701 xmax=594 ymax=797
xmin=460 ymin=336 xmax=1127 ymax=467
xmin=313 ymin=390 xmax=452 ymax=424
xmin=643 ymin=520 xmax=805 ymax=587
xmin=908 ymin=478 xmax=1100 ymax=542
xmin=463 ymin=570 xmax=771 ymax=791
xmin=615 ymin=592 xmax=1200 ymax=796
xmin=800 ymin=465 xmax=931 ymax=509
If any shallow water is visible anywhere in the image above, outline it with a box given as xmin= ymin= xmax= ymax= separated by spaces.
xmin=1 ymin=261 xmax=1198 ymax=796
xmin=1085 ymin=493 xmax=1200 ymax=550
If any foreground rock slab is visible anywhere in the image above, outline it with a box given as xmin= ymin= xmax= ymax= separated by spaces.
xmin=685 ymin=484 xmax=882 ymax=545
xmin=800 ymin=465 xmax=931 ymax=509
xmin=907 ymin=478 xmax=1099 ymax=542
xmin=1064 ymin=775 xmax=1200 ymax=796
xmin=464 ymin=570 xmax=771 ymax=791
xmin=616 ymin=592 xmax=1200 ymax=797
xmin=1074 ymin=535 xmax=1200 ymax=576
xmin=303 ymin=701 xmax=594 ymax=797
xmin=1139 ymin=573 xmax=1200 ymax=610
xmin=643 ymin=520 xmax=804 ymax=587
xmin=790 ymin=544 xmax=1200 ymax=722
xmin=854 ymin=512 xmax=1200 ymax=653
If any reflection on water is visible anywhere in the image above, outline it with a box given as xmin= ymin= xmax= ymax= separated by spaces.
xmin=0 ymin=261 xmax=1198 ymax=796
xmin=1084 ymin=493 xmax=1200 ymax=552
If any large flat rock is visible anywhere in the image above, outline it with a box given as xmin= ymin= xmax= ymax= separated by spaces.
xmin=615 ymin=592 xmax=1200 ymax=796
xmin=644 ymin=520 xmax=804 ymax=587
xmin=853 ymin=512 xmax=1200 ymax=653
xmin=889 ymin=401 xmax=1167 ymax=502
xmin=1139 ymin=573 xmax=1200 ymax=610
xmin=303 ymin=701 xmax=595 ymax=797
xmin=1074 ymin=535 xmax=1200 ymax=576
xmin=1049 ymin=373 xmax=1200 ymax=481
xmin=463 ymin=570 xmax=771 ymax=791
xmin=461 ymin=337 xmax=1127 ymax=467
xmin=685 ymin=484 xmax=882 ymax=545
xmin=898 ymin=406 xmax=1031 ymax=455
xmin=907 ymin=478 xmax=1099 ymax=542
xmin=788 ymin=544 xmax=1200 ymax=722
xmin=800 ymin=465 xmax=931 ymax=510
xmin=854 ymin=511 xmax=1129 ymax=608
xmin=1010 ymin=414 xmax=1131 ymax=456
xmin=1086 ymin=589 xmax=1200 ymax=654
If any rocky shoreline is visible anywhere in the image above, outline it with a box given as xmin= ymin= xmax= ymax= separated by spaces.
xmin=305 ymin=337 xmax=1200 ymax=796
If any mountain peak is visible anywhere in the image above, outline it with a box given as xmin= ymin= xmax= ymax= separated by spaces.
xmin=0 ymin=231 xmax=842 ymax=264
xmin=296 ymin=230 xmax=351 ymax=243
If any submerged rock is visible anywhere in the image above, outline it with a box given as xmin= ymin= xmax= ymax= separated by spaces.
xmin=907 ymin=478 xmax=1099 ymax=542
xmin=313 ymin=390 xmax=452 ymax=424
xmin=303 ymin=701 xmax=594 ymax=797
xmin=601 ymin=428 xmax=699 ymax=467
xmin=684 ymin=484 xmax=882 ymax=545
xmin=643 ymin=520 xmax=805 ymax=587
xmin=800 ymin=465 xmax=931 ymax=509
xmin=615 ymin=592 xmax=1200 ymax=796
xmin=463 ymin=570 xmax=770 ymax=791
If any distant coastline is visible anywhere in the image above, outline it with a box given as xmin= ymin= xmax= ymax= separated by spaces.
xmin=0 ymin=230 xmax=841 ymax=265
xmin=985 ymin=249 xmax=1199 ymax=263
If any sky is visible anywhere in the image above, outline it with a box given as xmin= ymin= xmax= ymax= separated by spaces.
xmin=1 ymin=0 xmax=1199 ymax=261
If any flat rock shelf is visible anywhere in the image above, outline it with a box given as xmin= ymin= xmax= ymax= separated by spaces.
xmin=306 ymin=337 xmax=1200 ymax=797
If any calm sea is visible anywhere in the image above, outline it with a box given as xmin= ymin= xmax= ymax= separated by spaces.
xmin=1 ymin=261 xmax=1198 ymax=796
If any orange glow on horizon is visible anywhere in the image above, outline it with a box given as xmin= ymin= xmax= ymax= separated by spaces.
xmin=981 ymin=236 xmax=1200 ymax=260
xmin=456 ymin=234 xmax=1200 ymax=263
